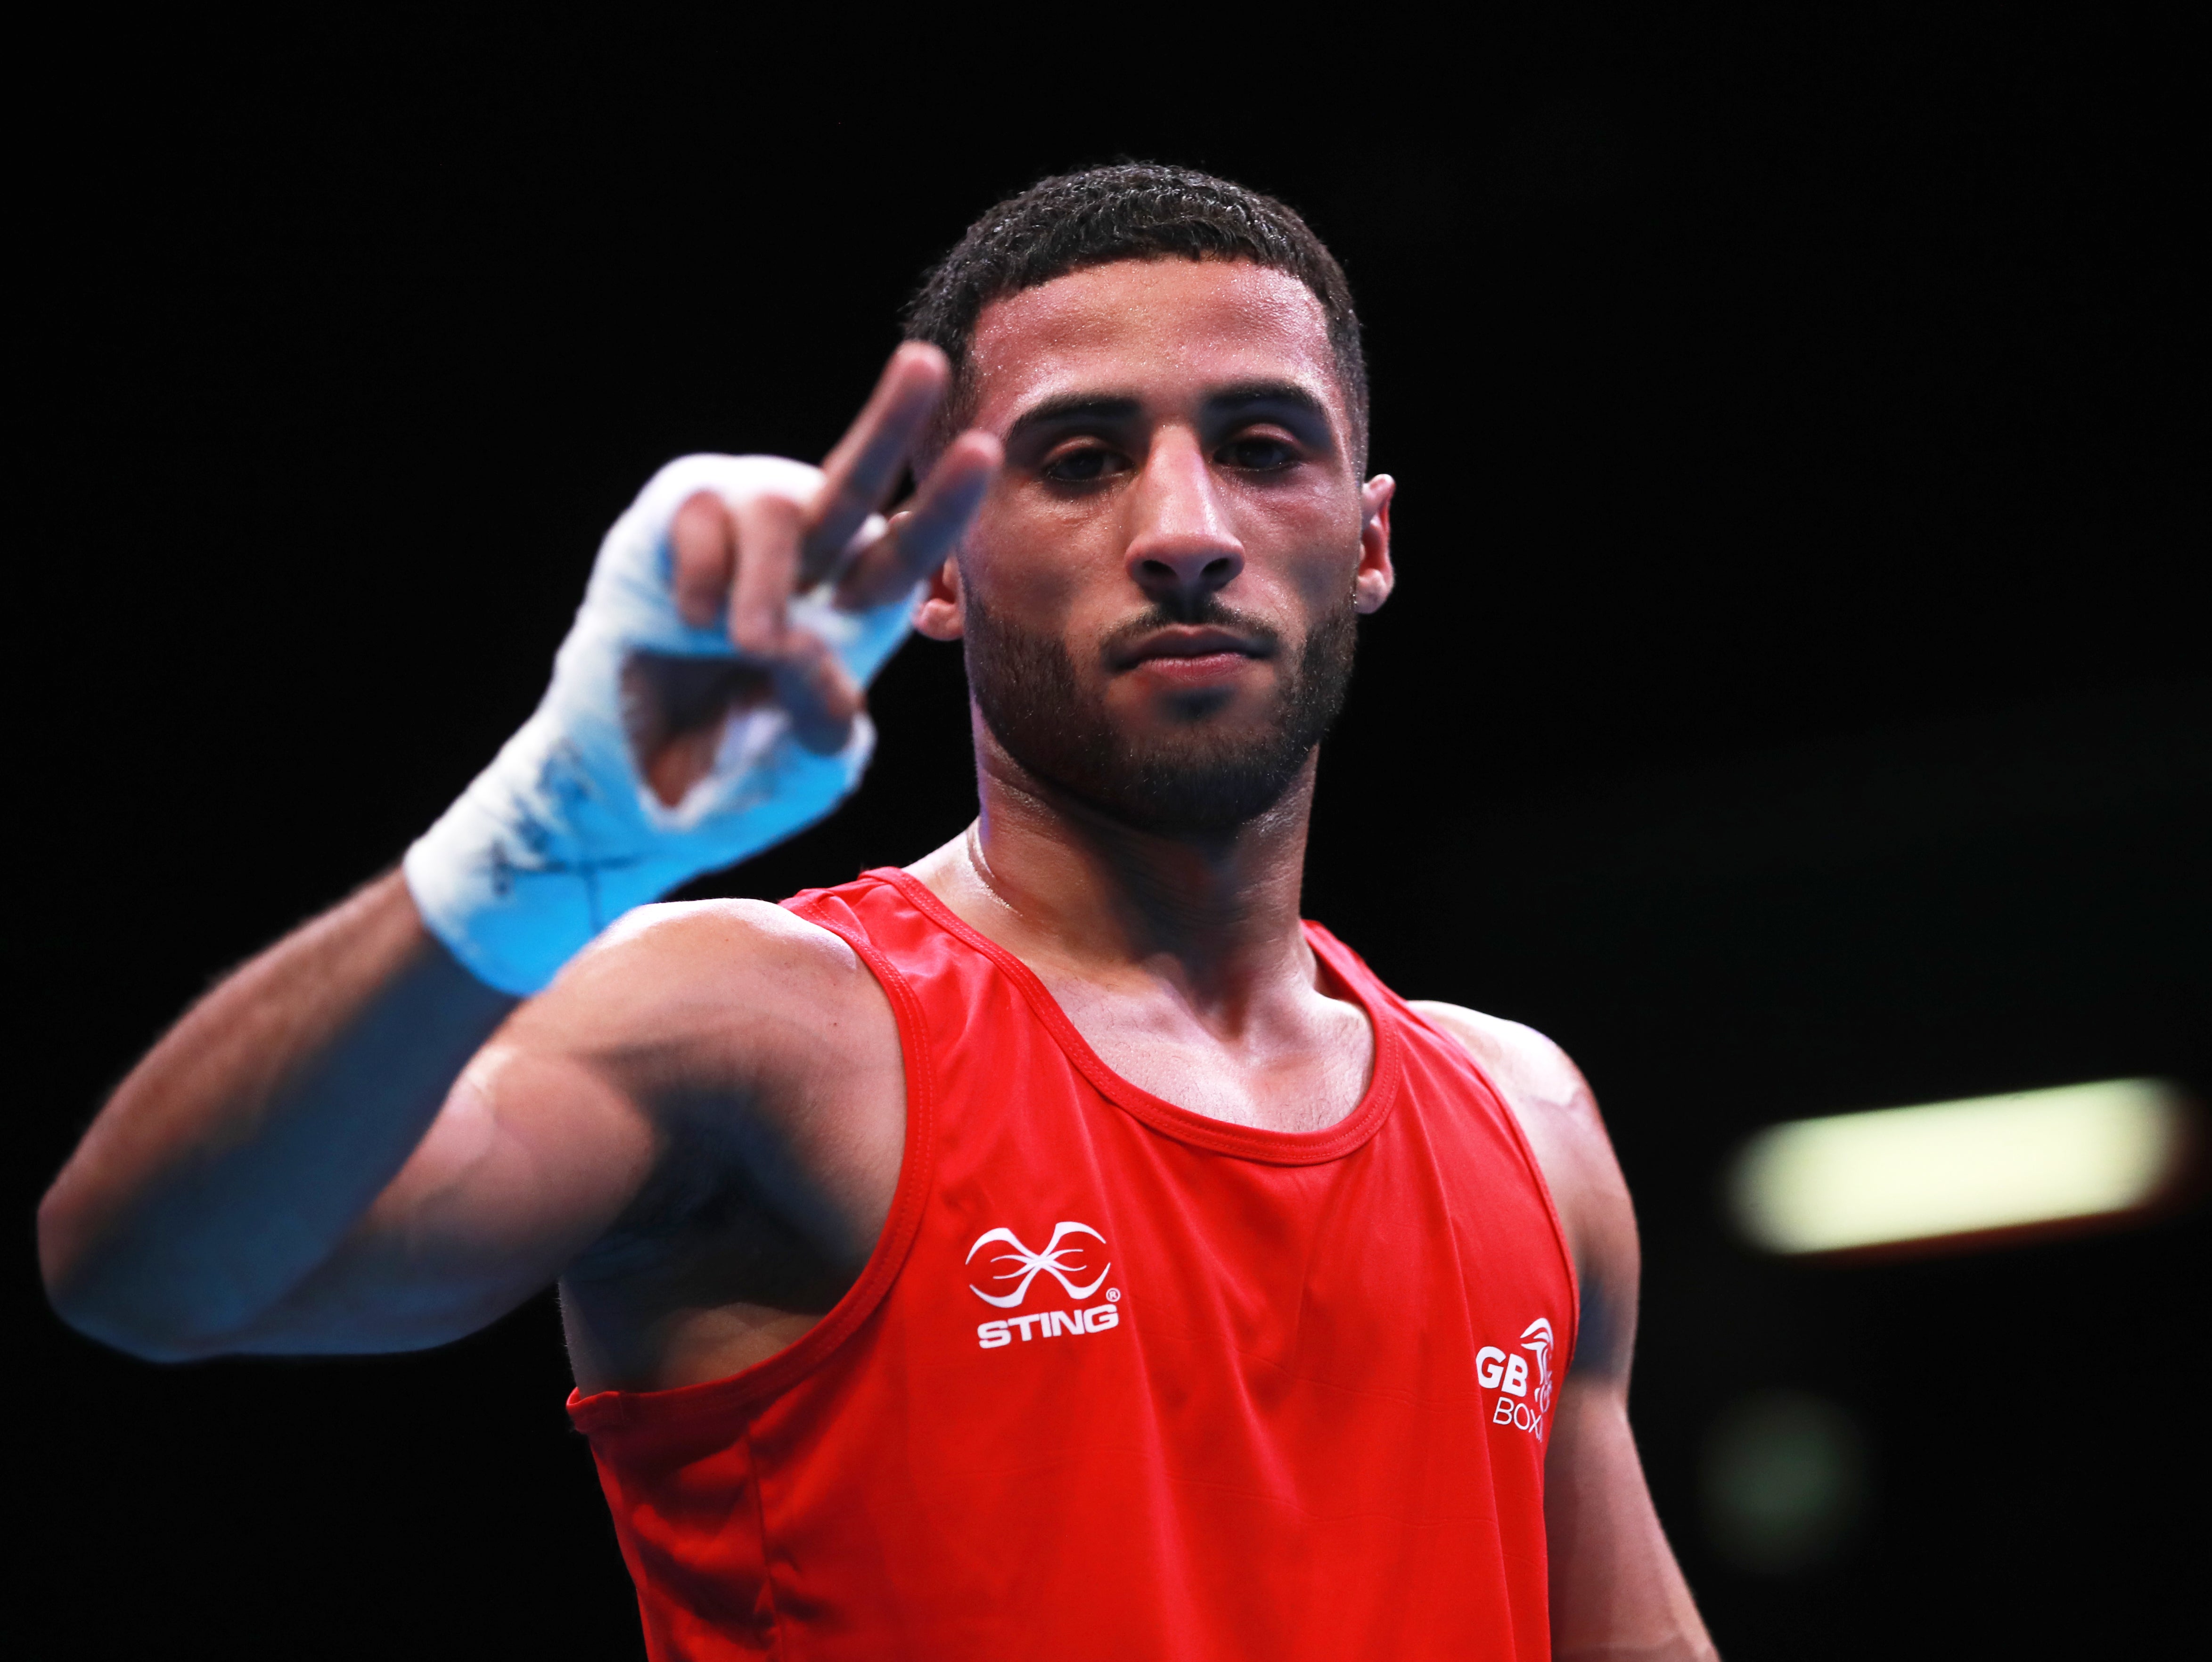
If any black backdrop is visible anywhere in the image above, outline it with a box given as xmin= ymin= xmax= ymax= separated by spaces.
xmin=18 ymin=8 xmax=2206 ymax=1658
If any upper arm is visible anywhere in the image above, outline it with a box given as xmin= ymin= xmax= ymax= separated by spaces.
xmin=230 ymin=900 xmax=862 ymax=1354
xmin=228 ymin=1030 xmax=655 ymax=1352
xmin=1408 ymin=1002 xmax=1640 ymax=1384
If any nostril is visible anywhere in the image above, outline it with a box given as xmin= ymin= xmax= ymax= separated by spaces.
xmin=1132 ymin=549 xmax=1242 ymax=589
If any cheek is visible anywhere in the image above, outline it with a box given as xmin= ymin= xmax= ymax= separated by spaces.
xmin=963 ymin=490 xmax=1123 ymax=618
xmin=1235 ymin=489 xmax=1364 ymax=606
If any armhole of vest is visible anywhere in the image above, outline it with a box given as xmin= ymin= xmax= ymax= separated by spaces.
xmin=1391 ymin=992 xmax=1584 ymax=1377
xmin=567 ymin=888 xmax=939 ymax=1433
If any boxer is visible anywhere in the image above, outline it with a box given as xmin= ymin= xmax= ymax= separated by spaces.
xmin=43 ymin=163 xmax=1715 ymax=1661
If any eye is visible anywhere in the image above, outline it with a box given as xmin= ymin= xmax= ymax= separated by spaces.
xmin=1217 ymin=434 xmax=1300 ymax=471
xmin=1041 ymin=445 xmax=1128 ymax=484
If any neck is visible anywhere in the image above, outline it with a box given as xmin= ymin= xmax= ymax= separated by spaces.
xmin=934 ymin=712 xmax=1319 ymax=1014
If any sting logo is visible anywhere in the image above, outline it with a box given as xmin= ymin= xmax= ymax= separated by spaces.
xmin=966 ymin=1222 xmax=1123 ymax=1352
xmin=966 ymin=1222 xmax=1112 ymax=1307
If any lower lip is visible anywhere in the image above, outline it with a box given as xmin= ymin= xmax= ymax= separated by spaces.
xmin=1129 ymin=652 xmax=1255 ymax=686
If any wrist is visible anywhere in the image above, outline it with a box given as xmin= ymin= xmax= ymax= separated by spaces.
xmin=404 ymin=707 xmax=877 ymax=995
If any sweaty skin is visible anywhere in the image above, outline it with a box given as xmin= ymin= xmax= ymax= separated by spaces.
xmin=40 ymin=260 xmax=1715 ymax=1661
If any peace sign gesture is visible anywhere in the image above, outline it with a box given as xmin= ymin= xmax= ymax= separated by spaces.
xmin=401 ymin=342 xmax=999 ymax=995
xmin=639 ymin=343 xmax=1001 ymax=799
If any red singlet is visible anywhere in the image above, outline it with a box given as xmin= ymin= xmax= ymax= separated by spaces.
xmin=569 ymin=870 xmax=1578 ymax=1660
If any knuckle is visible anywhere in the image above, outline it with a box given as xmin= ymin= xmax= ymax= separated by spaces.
xmin=673 ymin=487 xmax=724 ymax=524
xmin=742 ymin=490 xmax=808 ymax=532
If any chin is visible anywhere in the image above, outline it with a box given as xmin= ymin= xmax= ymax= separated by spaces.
xmin=1120 ymin=685 xmax=1259 ymax=728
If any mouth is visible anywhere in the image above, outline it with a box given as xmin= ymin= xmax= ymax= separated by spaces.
xmin=1111 ymin=626 xmax=1270 ymax=678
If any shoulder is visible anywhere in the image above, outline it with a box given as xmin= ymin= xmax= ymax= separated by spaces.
xmin=582 ymin=894 xmax=869 ymax=988
xmin=1407 ymin=1003 xmax=1618 ymax=1218
xmin=1408 ymin=1001 xmax=1639 ymax=1375
xmin=1406 ymin=1002 xmax=1614 ymax=1221
xmin=528 ymin=898 xmax=878 ymax=1034
xmin=1407 ymin=1003 xmax=1599 ymax=1142
xmin=488 ymin=897 xmax=903 ymax=1105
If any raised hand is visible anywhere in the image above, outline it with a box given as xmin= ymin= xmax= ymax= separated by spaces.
xmin=402 ymin=344 xmax=1001 ymax=995
xmin=637 ymin=345 xmax=999 ymax=796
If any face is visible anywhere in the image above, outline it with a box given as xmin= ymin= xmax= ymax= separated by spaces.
xmin=916 ymin=257 xmax=1395 ymax=835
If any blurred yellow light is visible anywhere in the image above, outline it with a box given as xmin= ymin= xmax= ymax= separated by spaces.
xmin=1729 ymin=1079 xmax=2190 ymax=1254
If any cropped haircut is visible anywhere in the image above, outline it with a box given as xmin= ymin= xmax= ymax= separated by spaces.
xmin=904 ymin=163 xmax=1368 ymax=469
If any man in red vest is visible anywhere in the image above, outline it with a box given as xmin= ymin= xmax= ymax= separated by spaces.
xmin=42 ymin=164 xmax=1716 ymax=1660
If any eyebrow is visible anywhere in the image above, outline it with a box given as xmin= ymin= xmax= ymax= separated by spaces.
xmin=1002 ymin=379 xmax=1337 ymax=450
xmin=1004 ymin=393 xmax=1143 ymax=450
xmin=1204 ymin=379 xmax=1334 ymax=428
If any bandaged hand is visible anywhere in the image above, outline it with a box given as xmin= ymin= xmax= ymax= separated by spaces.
xmin=405 ymin=344 xmax=999 ymax=994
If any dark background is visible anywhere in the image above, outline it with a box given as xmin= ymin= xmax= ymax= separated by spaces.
xmin=18 ymin=7 xmax=2206 ymax=1657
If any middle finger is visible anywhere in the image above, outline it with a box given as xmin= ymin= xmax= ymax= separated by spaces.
xmin=797 ymin=342 xmax=949 ymax=587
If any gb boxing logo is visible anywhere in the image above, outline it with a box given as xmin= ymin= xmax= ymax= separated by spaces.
xmin=967 ymin=1222 xmax=1123 ymax=1351
xmin=1479 ymin=1318 xmax=1557 ymax=1440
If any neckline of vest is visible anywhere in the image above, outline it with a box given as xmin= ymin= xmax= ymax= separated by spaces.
xmin=865 ymin=868 xmax=1404 ymax=1166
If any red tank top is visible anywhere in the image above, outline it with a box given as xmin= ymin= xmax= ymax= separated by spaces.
xmin=568 ymin=869 xmax=1578 ymax=1660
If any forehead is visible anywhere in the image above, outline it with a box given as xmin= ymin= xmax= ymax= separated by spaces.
xmin=964 ymin=258 xmax=1344 ymax=428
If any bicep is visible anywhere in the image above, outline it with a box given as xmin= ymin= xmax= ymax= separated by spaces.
xmin=226 ymin=1043 xmax=659 ymax=1354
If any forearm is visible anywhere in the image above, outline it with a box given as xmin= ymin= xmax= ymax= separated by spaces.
xmin=1547 ymin=1377 xmax=1718 ymax=1661
xmin=38 ymin=869 xmax=516 ymax=1358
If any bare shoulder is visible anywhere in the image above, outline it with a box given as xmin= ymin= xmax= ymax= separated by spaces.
xmin=571 ymin=895 xmax=873 ymax=1001
xmin=1406 ymin=1000 xmax=1619 ymax=1196
xmin=502 ymin=896 xmax=893 ymax=1064
xmin=1409 ymin=1001 xmax=1639 ymax=1371
xmin=1408 ymin=1002 xmax=1623 ymax=1208
xmin=1408 ymin=1003 xmax=1600 ymax=1140
xmin=474 ymin=897 xmax=908 ymax=1186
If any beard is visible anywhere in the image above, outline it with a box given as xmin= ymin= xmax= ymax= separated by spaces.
xmin=962 ymin=588 xmax=1358 ymax=836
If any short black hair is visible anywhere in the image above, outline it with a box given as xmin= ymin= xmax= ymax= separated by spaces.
xmin=904 ymin=162 xmax=1368 ymax=467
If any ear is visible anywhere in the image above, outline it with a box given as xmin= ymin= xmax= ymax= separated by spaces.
xmin=913 ymin=556 xmax=967 ymax=640
xmin=1354 ymin=474 xmax=1397 ymax=615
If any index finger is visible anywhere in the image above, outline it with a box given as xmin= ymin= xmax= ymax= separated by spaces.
xmin=799 ymin=342 xmax=949 ymax=585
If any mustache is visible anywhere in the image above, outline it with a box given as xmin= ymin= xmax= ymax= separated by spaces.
xmin=1095 ymin=597 xmax=1286 ymax=660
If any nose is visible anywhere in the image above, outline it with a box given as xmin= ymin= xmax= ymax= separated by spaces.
xmin=1123 ymin=430 xmax=1245 ymax=612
